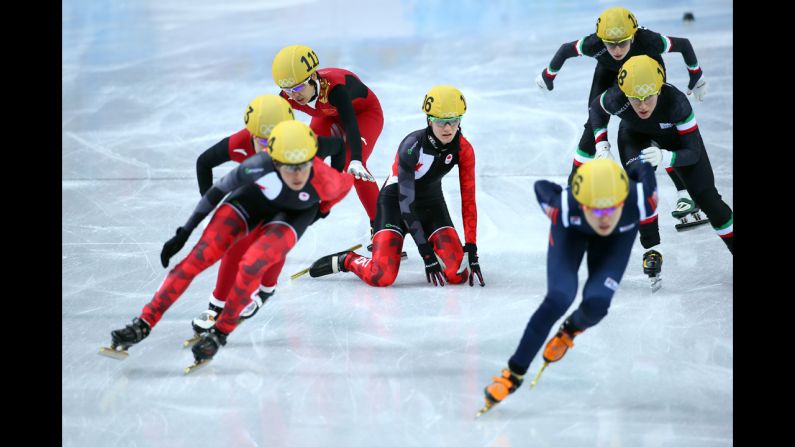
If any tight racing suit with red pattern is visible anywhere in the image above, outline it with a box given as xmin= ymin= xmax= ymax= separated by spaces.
xmin=193 ymin=129 xmax=346 ymax=308
xmin=281 ymin=67 xmax=383 ymax=221
xmin=343 ymin=127 xmax=478 ymax=287
xmin=140 ymin=151 xmax=354 ymax=334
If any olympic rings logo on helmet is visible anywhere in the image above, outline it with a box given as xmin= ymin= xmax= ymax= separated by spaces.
xmin=632 ymin=83 xmax=658 ymax=97
xmin=604 ymin=27 xmax=627 ymax=39
xmin=276 ymin=77 xmax=299 ymax=88
xmin=281 ymin=147 xmax=312 ymax=163
xmin=591 ymin=197 xmax=618 ymax=208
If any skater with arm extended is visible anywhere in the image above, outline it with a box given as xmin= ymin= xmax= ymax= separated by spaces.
xmin=588 ymin=55 xmax=733 ymax=290
xmin=189 ymin=95 xmax=347 ymax=343
xmin=477 ymin=158 xmax=656 ymax=416
xmin=306 ymin=85 xmax=484 ymax=288
xmin=273 ymin=45 xmax=384 ymax=247
xmin=536 ymin=7 xmax=708 ymax=225
xmin=100 ymin=121 xmax=354 ymax=366
xmin=196 ymin=94 xmax=346 ymax=195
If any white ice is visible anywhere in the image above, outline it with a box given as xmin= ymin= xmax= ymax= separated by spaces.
xmin=62 ymin=0 xmax=732 ymax=446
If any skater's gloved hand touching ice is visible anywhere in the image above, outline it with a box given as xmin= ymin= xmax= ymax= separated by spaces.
xmin=419 ymin=244 xmax=445 ymax=287
xmin=161 ymin=227 xmax=191 ymax=268
xmin=457 ymin=243 xmax=485 ymax=287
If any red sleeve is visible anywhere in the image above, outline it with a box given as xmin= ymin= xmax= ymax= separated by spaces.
xmin=310 ymin=157 xmax=355 ymax=214
xmin=227 ymin=128 xmax=255 ymax=163
xmin=458 ymin=137 xmax=477 ymax=244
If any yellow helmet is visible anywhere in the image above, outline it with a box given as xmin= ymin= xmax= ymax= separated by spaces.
xmin=617 ymin=55 xmax=665 ymax=100
xmin=272 ymin=45 xmax=320 ymax=89
xmin=267 ymin=120 xmax=318 ymax=164
xmin=571 ymin=159 xmax=629 ymax=208
xmin=596 ymin=7 xmax=638 ymax=42
xmin=244 ymin=94 xmax=295 ymax=139
xmin=422 ymin=85 xmax=467 ymax=118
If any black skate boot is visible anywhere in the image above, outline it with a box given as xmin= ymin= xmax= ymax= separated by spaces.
xmin=642 ymin=249 xmax=663 ymax=292
xmin=185 ymin=327 xmax=228 ymax=373
xmin=239 ymin=289 xmax=275 ymax=321
xmin=99 ymin=317 xmax=151 ymax=359
xmin=308 ymin=251 xmax=350 ymax=277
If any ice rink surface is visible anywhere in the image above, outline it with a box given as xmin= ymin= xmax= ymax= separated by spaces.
xmin=62 ymin=0 xmax=732 ymax=445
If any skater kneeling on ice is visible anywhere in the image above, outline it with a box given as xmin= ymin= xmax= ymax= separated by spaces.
xmin=477 ymin=158 xmax=657 ymax=416
xmin=101 ymin=120 xmax=354 ymax=367
xmin=307 ymin=85 xmax=484 ymax=287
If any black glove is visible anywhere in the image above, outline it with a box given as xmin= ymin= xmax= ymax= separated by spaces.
xmin=687 ymin=70 xmax=703 ymax=91
xmin=161 ymin=227 xmax=191 ymax=268
xmin=463 ymin=243 xmax=484 ymax=287
xmin=418 ymin=244 xmax=445 ymax=287
xmin=539 ymin=68 xmax=555 ymax=90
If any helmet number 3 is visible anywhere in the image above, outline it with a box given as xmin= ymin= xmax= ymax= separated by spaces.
xmin=423 ymin=95 xmax=434 ymax=112
xmin=300 ymin=51 xmax=319 ymax=73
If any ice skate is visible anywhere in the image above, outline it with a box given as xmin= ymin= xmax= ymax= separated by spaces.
xmin=185 ymin=327 xmax=228 ymax=374
xmin=672 ymin=198 xmax=709 ymax=231
xmin=529 ymin=318 xmax=582 ymax=388
xmin=642 ymin=249 xmax=663 ymax=292
xmin=291 ymin=244 xmax=362 ymax=279
xmin=184 ymin=303 xmax=223 ymax=348
xmin=99 ymin=317 xmax=151 ymax=360
xmin=476 ymin=368 xmax=524 ymax=417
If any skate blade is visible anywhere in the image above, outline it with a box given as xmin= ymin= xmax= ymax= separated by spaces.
xmin=98 ymin=346 xmax=129 ymax=360
xmin=675 ymin=218 xmax=710 ymax=231
xmin=530 ymin=362 xmax=549 ymax=388
xmin=290 ymin=267 xmax=310 ymax=280
xmin=475 ymin=400 xmax=495 ymax=418
xmin=290 ymin=243 xmax=363 ymax=280
xmin=650 ymin=275 xmax=662 ymax=293
xmin=183 ymin=334 xmax=202 ymax=348
xmin=184 ymin=359 xmax=212 ymax=374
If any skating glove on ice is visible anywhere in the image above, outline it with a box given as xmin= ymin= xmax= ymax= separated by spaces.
xmin=457 ymin=243 xmax=485 ymax=287
xmin=161 ymin=227 xmax=191 ymax=268
xmin=418 ymin=244 xmax=445 ymax=287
